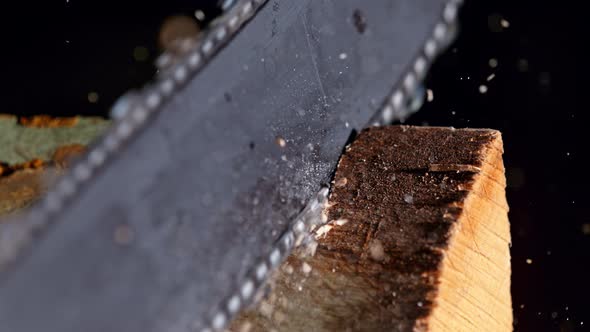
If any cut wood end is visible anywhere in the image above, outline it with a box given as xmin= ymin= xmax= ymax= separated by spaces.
xmin=324 ymin=126 xmax=511 ymax=332
xmin=233 ymin=125 xmax=512 ymax=331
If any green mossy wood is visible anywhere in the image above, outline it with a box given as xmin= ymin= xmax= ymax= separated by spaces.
xmin=0 ymin=115 xmax=109 ymax=216
xmin=0 ymin=115 xmax=109 ymax=165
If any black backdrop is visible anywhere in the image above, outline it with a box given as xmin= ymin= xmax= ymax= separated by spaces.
xmin=1 ymin=1 xmax=585 ymax=331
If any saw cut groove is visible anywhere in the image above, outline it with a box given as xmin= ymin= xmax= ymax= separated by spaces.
xmin=231 ymin=125 xmax=512 ymax=331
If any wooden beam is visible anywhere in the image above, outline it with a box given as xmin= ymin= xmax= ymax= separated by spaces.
xmin=231 ymin=126 xmax=512 ymax=332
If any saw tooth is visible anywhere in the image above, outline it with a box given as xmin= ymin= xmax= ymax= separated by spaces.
xmin=43 ymin=194 xmax=62 ymax=214
xmin=130 ymin=106 xmax=149 ymax=125
xmin=155 ymin=53 xmax=173 ymax=69
xmin=115 ymin=121 xmax=133 ymax=140
xmin=241 ymin=1 xmax=253 ymax=18
xmin=269 ymin=248 xmax=281 ymax=266
xmin=255 ymin=262 xmax=268 ymax=281
xmin=145 ymin=93 xmax=161 ymax=110
xmin=211 ymin=312 xmax=226 ymax=331
xmin=88 ymin=149 xmax=106 ymax=167
xmin=158 ymin=78 xmax=175 ymax=96
xmin=228 ymin=15 xmax=240 ymax=29
xmin=403 ymin=72 xmax=417 ymax=92
xmin=103 ymin=134 xmax=120 ymax=152
xmin=202 ymin=39 xmax=214 ymax=56
xmin=227 ymin=295 xmax=241 ymax=314
xmin=240 ymin=279 xmax=255 ymax=300
xmin=173 ymin=64 xmax=188 ymax=83
xmin=434 ymin=22 xmax=448 ymax=41
xmin=391 ymin=90 xmax=404 ymax=110
xmin=73 ymin=164 xmax=92 ymax=182
xmin=444 ymin=2 xmax=459 ymax=22
xmin=424 ymin=38 xmax=437 ymax=59
xmin=414 ymin=56 xmax=427 ymax=79
xmin=382 ymin=104 xmax=394 ymax=123
xmin=55 ymin=178 xmax=76 ymax=198
xmin=188 ymin=51 xmax=202 ymax=69
xmin=215 ymin=26 xmax=228 ymax=41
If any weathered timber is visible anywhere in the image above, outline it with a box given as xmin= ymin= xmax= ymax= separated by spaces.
xmin=231 ymin=125 xmax=512 ymax=332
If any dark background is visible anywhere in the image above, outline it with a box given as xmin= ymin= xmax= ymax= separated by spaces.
xmin=2 ymin=0 xmax=585 ymax=331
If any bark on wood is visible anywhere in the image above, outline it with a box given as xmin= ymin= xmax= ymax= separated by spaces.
xmin=0 ymin=115 xmax=106 ymax=216
xmin=0 ymin=114 xmax=108 ymax=166
xmin=231 ymin=125 xmax=512 ymax=332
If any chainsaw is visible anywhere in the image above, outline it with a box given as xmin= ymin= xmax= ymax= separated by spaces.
xmin=0 ymin=0 xmax=461 ymax=331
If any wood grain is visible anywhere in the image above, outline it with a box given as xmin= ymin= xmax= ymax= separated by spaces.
xmin=231 ymin=125 xmax=512 ymax=332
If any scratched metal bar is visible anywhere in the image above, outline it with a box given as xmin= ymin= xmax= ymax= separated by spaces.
xmin=0 ymin=0 xmax=450 ymax=331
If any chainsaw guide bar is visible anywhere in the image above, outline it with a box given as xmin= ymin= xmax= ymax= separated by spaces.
xmin=0 ymin=0 xmax=462 ymax=331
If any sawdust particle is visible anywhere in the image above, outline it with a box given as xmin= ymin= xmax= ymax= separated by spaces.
xmin=369 ymin=239 xmax=385 ymax=261
xmin=239 ymin=321 xmax=253 ymax=332
xmin=259 ymin=301 xmax=273 ymax=318
xmin=334 ymin=218 xmax=349 ymax=226
xmin=335 ymin=177 xmax=348 ymax=187
xmin=114 ymin=224 xmax=134 ymax=245
xmin=275 ymin=136 xmax=286 ymax=148
xmin=52 ymin=144 xmax=86 ymax=169
xmin=301 ymin=262 xmax=312 ymax=275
